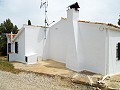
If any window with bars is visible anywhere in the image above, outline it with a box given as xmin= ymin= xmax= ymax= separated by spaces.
xmin=15 ymin=42 xmax=18 ymax=53
xmin=116 ymin=43 xmax=120 ymax=60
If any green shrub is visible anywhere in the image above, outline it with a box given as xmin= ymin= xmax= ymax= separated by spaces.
xmin=0 ymin=59 xmax=21 ymax=74
xmin=0 ymin=60 xmax=14 ymax=70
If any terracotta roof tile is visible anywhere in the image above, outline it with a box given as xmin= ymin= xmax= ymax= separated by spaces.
xmin=79 ymin=20 xmax=120 ymax=30
xmin=6 ymin=33 xmax=17 ymax=41
xmin=61 ymin=17 xmax=120 ymax=30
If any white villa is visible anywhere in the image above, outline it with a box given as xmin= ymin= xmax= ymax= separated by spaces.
xmin=6 ymin=2 xmax=120 ymax=75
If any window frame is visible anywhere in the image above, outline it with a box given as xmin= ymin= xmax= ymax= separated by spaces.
xmin=15 ymin=42 xmax=18 ymax=53
xmin=116 ymin=43 xmax=120 ymax=61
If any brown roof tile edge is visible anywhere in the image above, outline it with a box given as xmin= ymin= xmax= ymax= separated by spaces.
xmin=79 ymin=20 xmax=120 ymax=29
xmin=61 ymin=17 xmax=120 ymax=30
xmin=6 ymin=33 xmax=17 ymax=37
xmin=6 ymin=33 xmax=17 ymax=40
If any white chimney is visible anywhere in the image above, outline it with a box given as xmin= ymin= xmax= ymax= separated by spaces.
xmin=66 ymin=2 xmax=81 ymax=71
xmin=67 ymin=2 xmax=80 ymax=21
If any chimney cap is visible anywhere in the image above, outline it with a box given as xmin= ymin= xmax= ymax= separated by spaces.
xmin=68 ymin=2 xmax=80 ymax=11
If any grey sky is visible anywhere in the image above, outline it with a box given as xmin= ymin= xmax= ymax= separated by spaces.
xmin=0 ymin=0 xmax=120 ymax=28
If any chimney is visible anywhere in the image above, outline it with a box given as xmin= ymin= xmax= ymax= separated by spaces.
xmin=67 ymin=2 xmax=80 ymax=21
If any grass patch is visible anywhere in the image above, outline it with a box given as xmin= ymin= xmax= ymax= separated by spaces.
xmin=0 ymin=56 xmax=22 ymax=74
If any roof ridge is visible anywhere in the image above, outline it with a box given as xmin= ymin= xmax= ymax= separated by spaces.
xmin=23 ymin=24 xmax=49 ymax=28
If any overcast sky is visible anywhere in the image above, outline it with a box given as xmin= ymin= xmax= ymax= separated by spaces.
xmin=0 ymin=0 xmax=120 ymax=28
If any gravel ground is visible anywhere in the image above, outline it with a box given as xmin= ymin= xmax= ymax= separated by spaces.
xmin=0 ymin=71 xmax=96 ymax=90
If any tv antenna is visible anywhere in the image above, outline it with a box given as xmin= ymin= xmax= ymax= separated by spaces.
xmin=40 ymin=0 xmax=48 ymax=39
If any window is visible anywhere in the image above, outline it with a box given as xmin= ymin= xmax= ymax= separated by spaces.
xmin=25 ymin=56 xmax=28 ymax=62
xmin=15 ymin=42 xmax=18 ymax=53
xmin=116 ymin=43 xmax=120 ymax=60
xmin=8 ymin=43 xmax=11 ymax=52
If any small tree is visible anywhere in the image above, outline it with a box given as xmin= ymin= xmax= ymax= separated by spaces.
xmin=28 ymin=20 xmax=31 ymax=25
xmin=0 ymin=19 xmax=18 ymax=34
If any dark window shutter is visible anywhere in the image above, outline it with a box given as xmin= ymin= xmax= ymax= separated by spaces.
xmin=25 ymin=56 xmax=28 ymax=62
xmin=15 ymin=42 xmax=18 ymax=53
xmin=117 ymin=43 xmax=120 ymax=60
xmin=8 ymin=43 xmax=11 ymax=52
xmin=8 ymin=54 xmax=9 ymax=61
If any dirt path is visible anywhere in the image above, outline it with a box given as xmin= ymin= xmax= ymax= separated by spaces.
xmin=0 ymin=71 xmax=95 ymax=90
xmin=12 ymin=60 xmax=76 ymax=77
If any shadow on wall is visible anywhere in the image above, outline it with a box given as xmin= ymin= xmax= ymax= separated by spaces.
xmin=42 ymin=29 xmax=50 ymax=59
xmin=37 ymin=28 xmax=44 ymax=42
xmin=36 ymin=28 xmax=50 ymax=60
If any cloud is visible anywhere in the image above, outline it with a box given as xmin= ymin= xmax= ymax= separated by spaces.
xmin=77 ymin=0 xmax=120 ymax=24
xmin=0 ymin=0 xmax=44 ymax=27
xmin=0 ymin=0 xmax=120 ymax=28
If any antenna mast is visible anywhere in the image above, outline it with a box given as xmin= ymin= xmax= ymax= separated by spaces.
xmin=40 ymin=0 xmax=48 ymax=39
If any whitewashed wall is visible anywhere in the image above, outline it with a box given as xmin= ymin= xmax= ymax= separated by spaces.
xmin=66 ymin=9 xmax=82 ymax=71
xmin=47 ymin=8 xmax=107 ymax=74
xmin=8 ymin=25 xmax=48 ymax=64
xmin=25 ymin=25 xmax=45 ymax=63
xmin=12 ymin=30 xmax=25 ymax=63
xmin=78 ymin=22 xmax=106 ymax=75
xmin=8 ymin=28 xmax=26 ymax=63
xmin=108 ymin=29 xmax=120 ymax=74
xmin=42 ymin=28 xmax=50 ymax=60
xmin=47 ymin=19 xmax=68 ymax=63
